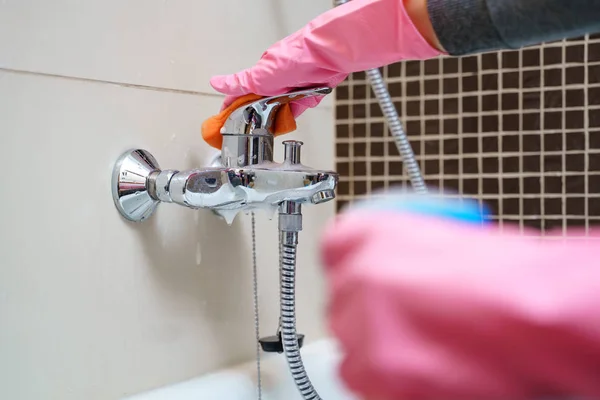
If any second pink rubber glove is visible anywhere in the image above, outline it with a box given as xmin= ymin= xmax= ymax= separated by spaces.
xmin=210 ymin=0 xmax=442 ymax=117
xmin=322 ymin=199 xmax=600 ymax=400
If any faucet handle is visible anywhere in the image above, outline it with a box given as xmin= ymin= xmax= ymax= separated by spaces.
xmin=222 ymin=87 xmax=332 ymax=136
xmin=259 ymin=87 xmax=332 ymax=109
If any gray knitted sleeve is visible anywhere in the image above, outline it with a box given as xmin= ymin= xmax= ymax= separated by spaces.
xmin=427 ymin=0 xmax=600 ymax=56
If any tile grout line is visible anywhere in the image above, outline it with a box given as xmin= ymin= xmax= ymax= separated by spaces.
xmin=561 ymin=39 xmax=568 ymax=236
xmin=584 ymin=34 xmax=591 ymax=235
xmin=0 ymin=67 xmax=338 ymax=111
xmin=516 ymin=48 xmax=524 ymax=233
xmin=0 ymin=67 xmax=223 ymax=97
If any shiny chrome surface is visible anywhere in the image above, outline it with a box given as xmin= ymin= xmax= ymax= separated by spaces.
xmin=112 ymin=144 xmax=338 ymax=223
xmin=311 ymin=189 xmax=335 ymax=204
xmin=112 ymin=149 xmax=160 ymax=222
xmin=149 ymin=163 xmax=337 ymax=224
xmin=111 ymin=88 xmax=337 ymax=223
xmin=221 ymin=133 xmax=274 ymax=168
xmin=282 ymin=140 xmax=302 ymax=165
xmin=221 ymin=87 xmax=331 ymax=168
xmin=207 ymin=152 xmax=223 ymax=168
xmin=279 ymin=200 xmax=303 ymax=237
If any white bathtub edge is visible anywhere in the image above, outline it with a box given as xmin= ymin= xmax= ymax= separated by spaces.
xmin=123 ymin=338 xmax=357 ymax=400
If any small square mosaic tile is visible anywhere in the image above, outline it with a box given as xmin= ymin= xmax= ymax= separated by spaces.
xmin=335 ymin=36 xmax=600 ymax=235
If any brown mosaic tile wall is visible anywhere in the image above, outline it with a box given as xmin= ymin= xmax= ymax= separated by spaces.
xmin=335 ymin=35 xmax=600 ymax=235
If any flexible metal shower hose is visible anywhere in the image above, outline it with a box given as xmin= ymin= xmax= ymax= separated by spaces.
xmin=335 ymin=0 xmax=428 ymax=195
xmin=280 ymin=232 xmax=322 ymax=400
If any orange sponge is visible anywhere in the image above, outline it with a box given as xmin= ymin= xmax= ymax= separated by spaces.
xmin=201 ymin=94 xmax=297 ymax=149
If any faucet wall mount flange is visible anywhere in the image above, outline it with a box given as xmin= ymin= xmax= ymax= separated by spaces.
xmin=112 ymin=149 xmax=161 ymax=222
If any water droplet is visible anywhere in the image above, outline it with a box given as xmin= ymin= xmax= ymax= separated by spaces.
xmin=217 ymin=210 xmax=238 ymax=225
xmin=257 ymin=204 xmax=278 ymax=220
xmin=268 ymin=205 xmax=279 ymax=219
xmin=170 ymin=134 xmax=176 ymax=142
xmin=195 ymin=242 xmax=202 ymax=266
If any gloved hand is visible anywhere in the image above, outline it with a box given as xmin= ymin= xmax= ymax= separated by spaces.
xmin=321 ymin=194 xmax=600 ymax=400
xmin=210 ymin=0 xmax=442 ymax=118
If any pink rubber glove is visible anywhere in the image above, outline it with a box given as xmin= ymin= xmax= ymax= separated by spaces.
xmin=322 ymin=208 xmax=600 ymax=400
xmin=210 ymin=0 xmax=441 ymax=117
